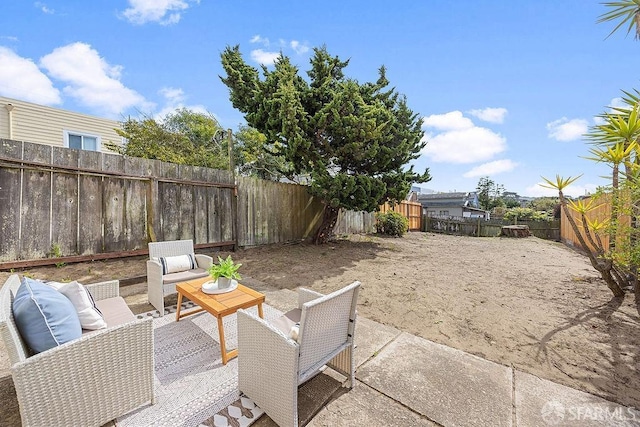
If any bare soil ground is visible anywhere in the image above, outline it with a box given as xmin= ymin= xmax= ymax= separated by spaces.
xmin=3 ymin=232 xmax=639 ymax=409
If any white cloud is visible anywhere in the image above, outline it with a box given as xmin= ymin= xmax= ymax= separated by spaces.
xmin=422 ymin=111 xmax=506 ymax=163
xmin=463 ymin=159 xmax=518 ymax=178
xmin=290 ymin=40 xmax=309 ymax=55
xmin=39 ymin=42 xmax=147 ymax=117
xmin=526 ymin=181 xmax=597 ymax=198
xmin=546 ymin=117 xmax=589 ymax=141
xmin=121 ymin=0 xmax=198 ymax=25
xmin=250 ymin=35 xmax=270 ymax=46
xmin=159 ymin=87 xmax=185 ymax=104
xmin=34 ymin=2 xmax=55 ymax=14
xmin=250 ymin=49 xmax=280 ymax=65
xmin=422 ymin=111 xmax=474 ymax=131
xmin=609 ymin=97 xmax=626 ymax=110
xmin=468 ymin=107 xmax=507 ymax=124
xmin=154 ymin=86 xmax=209 ymax=120
xmin=0 ymin=47 xmax=60 ymax=104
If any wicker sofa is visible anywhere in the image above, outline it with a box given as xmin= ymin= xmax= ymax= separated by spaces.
xmin=0 ymin=274 xmax=155 ymax=427
xmin=147 ymin=239 xmax=213 ymax=315
xmin=236 ymin=281 xmax=361 ymax=427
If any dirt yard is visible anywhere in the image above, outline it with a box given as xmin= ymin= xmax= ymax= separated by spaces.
xmin=3 ymin=232 xmax=639 ymax=409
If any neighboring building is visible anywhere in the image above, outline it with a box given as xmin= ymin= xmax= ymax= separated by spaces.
xmin=417 ymin=191 xmax=490 ymax=219
xmin=503 ymin=191 xmax=533 ymax=207
xmin=0 ymin=96 xmax=124 ymax=152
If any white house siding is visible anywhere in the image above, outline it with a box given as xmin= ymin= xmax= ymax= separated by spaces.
xmin=0 ymin=96 xmax=123 ymax=152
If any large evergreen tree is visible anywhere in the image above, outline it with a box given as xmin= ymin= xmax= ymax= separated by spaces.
xmin=220 ymin=45 xmax=431 ymax=243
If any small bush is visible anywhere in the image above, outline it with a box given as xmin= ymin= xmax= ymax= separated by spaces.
xmin=503 ymin=207 xmax=550 ymax=221
xmin=375 ymin=211 xmax=409 ymax=237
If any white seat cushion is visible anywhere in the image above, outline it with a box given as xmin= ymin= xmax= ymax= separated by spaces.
xmin=162 ymin=268 xmax=209 ymax=284
xmin=271 ymin=308 xmax=302 ymax=342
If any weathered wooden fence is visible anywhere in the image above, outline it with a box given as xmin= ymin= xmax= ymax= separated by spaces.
xmin=379 ymin=200 xmax=422 ymax=230
xmin=0 ymin=139 xmax=375 ymax=266
xmin=424 ymin=215 xmax=560 ymax=240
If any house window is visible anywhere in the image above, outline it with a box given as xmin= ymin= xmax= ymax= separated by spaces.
xmin=64 ymin=130 xmax=100 ymax=151
xmin=439 ymin=210 xmax=449 ymax=216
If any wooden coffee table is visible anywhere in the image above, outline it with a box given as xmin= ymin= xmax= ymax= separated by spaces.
xmin=175 ymin=276 xmax=265 ymax=365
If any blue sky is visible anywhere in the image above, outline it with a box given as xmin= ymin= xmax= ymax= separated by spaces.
xmin=1 ymin=1 xmax=638 ymax=198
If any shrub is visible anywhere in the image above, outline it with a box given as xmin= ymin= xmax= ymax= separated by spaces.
xmin=375 ymin=211 xmax=409 ymax=237
xmin=503 ymin=207 xmax=550 ymax=221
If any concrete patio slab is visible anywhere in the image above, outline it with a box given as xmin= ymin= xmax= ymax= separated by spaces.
xmin=514 ymin=370 xmax=640 ymax=427
xmin=353 ymin=316 xmax=401 ymax=368
xmin=252 ymin=372 xmax=342 ymax=427
xmin=357 ymin=332 xmax=513 ymax=427
xmin=309 ymin=380 xmax=439 ymax=427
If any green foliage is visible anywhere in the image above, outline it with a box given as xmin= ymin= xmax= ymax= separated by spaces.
xmin=598 ymin=1 xmax=640 ymax=40
xmin=234 ymin=125 xmax=291 ymax=180
xmin=48 ymin=243 xmax=62 ymax=258
xmin=375 ymin=211 xmax=409 ymax=237
xmin=476 ymin=176 xmax=505 ymax=210
xmin=528 ymin=197 xmax=559 ymax=211
xmin=503 ymin=198 xmax=520 ymax=209
xmin=106 ymin=108 xmax=230 ymax=169
xmin=503 ymin=207 xmax=551 ymax=221
xmin=48 ymin=244 xmax=66 ymax=268
xmin=220 ymin=45 xmax=431 ymax=242
xmin=208 ymin=255 xmax=242 ymax=280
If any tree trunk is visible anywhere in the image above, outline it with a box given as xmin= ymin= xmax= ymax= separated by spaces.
xmin=313 ymin=205 xmax=340 ymax=244
xmin=559 ymin=192 xmax=625 ymax=297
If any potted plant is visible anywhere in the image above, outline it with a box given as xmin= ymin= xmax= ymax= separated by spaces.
xmin=207 ymin=255 xmax=242 ymax=289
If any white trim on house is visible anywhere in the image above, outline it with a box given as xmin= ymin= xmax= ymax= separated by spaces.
xmin=63 ymin=129 xmax=102 ymax=152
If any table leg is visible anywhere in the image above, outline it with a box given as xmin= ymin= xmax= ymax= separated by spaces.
xmin=176 ymin=292 xmax=183 ymax=321
xmin=218 ymin=315 xmax=229 ymax=365
xmin=258 ymin=303 xmax=264 ymax=319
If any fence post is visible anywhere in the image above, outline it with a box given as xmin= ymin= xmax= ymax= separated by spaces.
xmin=228 ymin=129 xmax=239 ymax=251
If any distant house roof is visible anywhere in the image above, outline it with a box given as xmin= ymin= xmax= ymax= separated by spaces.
xmin=417 ymin=191 xmax=482 ymax=209
xmin=417 ymin=192 xmax=470 ymax=201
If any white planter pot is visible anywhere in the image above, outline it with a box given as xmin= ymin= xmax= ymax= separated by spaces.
xmin=201 ymin=278 xmax=238 ymax=294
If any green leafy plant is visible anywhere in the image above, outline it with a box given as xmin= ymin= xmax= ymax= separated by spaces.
xmin=48 ymin=243 xmax=66 ymax=268
xmin=375 ymin=211 xmax=409 ymax=237
xmin=207 ymin=255 xmax=242 ymax=280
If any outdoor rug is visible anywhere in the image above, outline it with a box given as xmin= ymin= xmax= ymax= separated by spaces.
xmin=116 ymin=301 xmax=282 ymax=427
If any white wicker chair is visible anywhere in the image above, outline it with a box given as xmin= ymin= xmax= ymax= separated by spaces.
xmin=147 ymin=239 xmax=213 ymax=315
xmin=0 ymin=274 xmax=155 ymax=427
xmin=237 ymin=281 xmax=360 ymax=427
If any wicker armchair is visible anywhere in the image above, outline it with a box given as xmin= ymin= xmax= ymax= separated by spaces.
xmin=147 ymin=239 xmax=213 ymax=315
xmin=236 ymin=281 xmax=360 ymax=427
xmin=0 ymin=274 xmax=155 ymax=427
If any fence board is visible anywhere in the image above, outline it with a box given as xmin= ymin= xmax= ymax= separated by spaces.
xmin=178 ymin=184 xmax=195 ymax=241
xmin=379 ymin=200 xmax=422 ymax=230
xmin=103 ymin=178 xmax=125 ymax=253
xmin=21 ymin=169 xmax=51 ymax=259
xmin=79 ymin=175 xmax=102 ymax=255
xmin=124 ymin=179 xmax=147 ymax=251
xmin=194 ymin=186 xmax=209 ymax=245
xmin=208 ymin=187 xmax=222 ymax=243
xmin=51 ymin=172 xmax=78 ymax=255
xmin=0 ymin=167 xmax=21 ymax=260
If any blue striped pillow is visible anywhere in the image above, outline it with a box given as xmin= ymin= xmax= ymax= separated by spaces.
xmin=159 ymin=254 xmax=197 ymax=275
